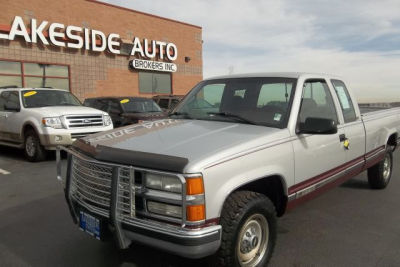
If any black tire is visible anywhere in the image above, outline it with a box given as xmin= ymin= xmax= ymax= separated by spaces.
xmin=368 ymin=149 xmax=393 ymax=189
xmin=217 ymin=191 xmax=277 ymax=267
xmin=24 ymin=129 xmax=47 ymax=162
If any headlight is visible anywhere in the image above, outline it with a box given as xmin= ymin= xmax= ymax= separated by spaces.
xmin=103 ymin=115 xmax=112 ymax=126
xmin=145 ymin=173 xmax=182 ymax=193
xmin=42 ymin=117 xmax=63 ymax=129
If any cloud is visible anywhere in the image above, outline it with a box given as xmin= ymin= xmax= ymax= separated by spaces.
xmin=102 ymin=0 xmax=400 ymax=102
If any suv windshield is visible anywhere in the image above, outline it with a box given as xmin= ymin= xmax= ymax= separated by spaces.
xmin=171 ymin=77 xmax=297 ymax=128
xmin=121 ymin=98 xmax=162 ymax=113
xmin=21 ymin=90 xmax=81 ymax=108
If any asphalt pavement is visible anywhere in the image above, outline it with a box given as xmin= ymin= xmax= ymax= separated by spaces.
xmin=1 ymin=146 xmax=400 ymax=267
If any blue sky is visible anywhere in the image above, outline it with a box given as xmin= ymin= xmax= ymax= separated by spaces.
xmin=101 ymin=0 xmax=400 ymax=102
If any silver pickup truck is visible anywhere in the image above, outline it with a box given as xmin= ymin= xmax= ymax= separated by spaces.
xmin=57 ymin=73 xmax=400 ymax=266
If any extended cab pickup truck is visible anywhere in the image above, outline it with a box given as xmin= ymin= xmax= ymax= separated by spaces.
xmin=57 ymin=73 xmax=400 ymax=266
xmin=0 ymin=87 xmax=113 ymax=161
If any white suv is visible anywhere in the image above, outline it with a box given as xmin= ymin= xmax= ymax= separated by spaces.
xmin=0 ymin=87 xmax=113 ymax=161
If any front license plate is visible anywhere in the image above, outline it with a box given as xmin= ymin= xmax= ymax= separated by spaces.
xmin=79 ymin=211 xmax=101 ymax=240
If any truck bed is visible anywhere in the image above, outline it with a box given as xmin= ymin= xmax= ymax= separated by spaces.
xmin=359 ymin=105 xmax=400 ymax=115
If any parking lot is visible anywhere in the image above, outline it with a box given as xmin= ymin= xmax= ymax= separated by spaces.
xmin=1 ymin=146 xmax=400 ymax=267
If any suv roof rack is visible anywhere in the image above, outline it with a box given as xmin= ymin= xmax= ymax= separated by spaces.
xmin=0 ymin=85 xmax=19 ymax=89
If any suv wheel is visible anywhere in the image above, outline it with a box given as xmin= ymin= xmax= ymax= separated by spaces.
xmin=24 ymin=130 xmax=46 ymax=162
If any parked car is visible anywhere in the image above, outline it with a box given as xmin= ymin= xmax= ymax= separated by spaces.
xmin=57 ymin=73 xmax=400 ymax=266
xmin=83 ymin=97 xmax=167 ymax=128
xmin=0 ymin=87 xmax=113 ymax=161
xmin=152 ymin=94 xmax=183 ymax=111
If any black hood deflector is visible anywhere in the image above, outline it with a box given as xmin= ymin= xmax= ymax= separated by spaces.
xmin=73 ymin=140 xmax=188 ymax=173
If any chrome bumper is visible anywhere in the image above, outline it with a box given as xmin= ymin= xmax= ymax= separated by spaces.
xmin=56 ymin=146 xmax=221 ymax=259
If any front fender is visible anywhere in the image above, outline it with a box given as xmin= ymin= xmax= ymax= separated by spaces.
xmin=202 ymin=141 xmax=294 ymax=220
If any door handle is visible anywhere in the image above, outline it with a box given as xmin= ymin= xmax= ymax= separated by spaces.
xmin=339 ymin=134 xmax=346 ymax=142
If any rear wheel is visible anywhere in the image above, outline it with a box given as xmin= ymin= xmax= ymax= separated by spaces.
xmin=217 ymin=191 xmax=277 ymax=267
xmin=24 ymin=130 xmax=47 ymax=162
xmin=368 ymin=149 xmax=393 ymax=189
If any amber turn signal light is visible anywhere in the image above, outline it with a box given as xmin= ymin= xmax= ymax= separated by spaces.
xmin=186 ymin=177 xmax=204 ymax=195
xmin=186 ymin=204 xmax=205 ymax=221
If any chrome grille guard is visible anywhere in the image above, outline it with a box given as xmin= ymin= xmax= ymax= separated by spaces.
xmin=56 ymin=146 xmax=189 ymax=249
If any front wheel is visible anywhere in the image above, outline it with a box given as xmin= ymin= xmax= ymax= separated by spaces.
xmin=217 ymin=191 xmax=277 ymax=267
xmin=368 ymin=149 xmax=393 ymax=189
xmin=24 ymin=130 xmax=47 ymax=162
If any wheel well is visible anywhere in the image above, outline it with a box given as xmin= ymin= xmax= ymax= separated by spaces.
xmin=233 ymin=176 xmax=287 ymax=217
xmin=22 ymin=124 xmax=36 ymax=139
xmin=387 ymin=133 xmax=398 ymax=151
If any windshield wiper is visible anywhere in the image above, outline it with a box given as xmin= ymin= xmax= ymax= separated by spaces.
xmin=207 ymin=112 xmax=258 ymax=125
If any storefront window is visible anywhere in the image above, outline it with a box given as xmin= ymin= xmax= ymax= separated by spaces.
xmin=24 ymin=63 xmax=68 ymax=77
xmin=139 ymin=72 xmax=171 ymax=94
xmin=0 ymin=60 xmax=22 ymax=87
xmin=0 ymin=60 xmax=69 ymax=90
xmin=25 ymin=77 xmax=69 ymax=90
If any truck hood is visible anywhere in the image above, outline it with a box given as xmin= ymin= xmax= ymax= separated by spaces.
xmin=27 ymin=106 xmax=107 ymax=117
xmin=75 ymin=119 xmax=290 ymax=172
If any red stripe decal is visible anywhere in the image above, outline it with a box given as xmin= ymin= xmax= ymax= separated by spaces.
xmin=288 ymin=156 xmax=364 ymax=195
xmin=287 ymin=145 xmax=386 ymax=209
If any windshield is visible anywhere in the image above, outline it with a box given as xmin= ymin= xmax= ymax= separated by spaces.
xmin=171 ymin=77 xmax=297 ymax=128
xmin=21 ymin=90 xmax=81 ymax=108
xmin=120 ymin=98 xmax=162 ymax=113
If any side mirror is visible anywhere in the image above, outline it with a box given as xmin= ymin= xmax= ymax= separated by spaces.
xmin=297 ymin=117 xmax=337 ymax=134
xmin=4 ymin=102 xmax=20 ymax=112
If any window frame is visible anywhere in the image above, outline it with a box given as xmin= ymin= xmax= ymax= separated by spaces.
xmin=0 ymin=59 xmax=71 ymax=91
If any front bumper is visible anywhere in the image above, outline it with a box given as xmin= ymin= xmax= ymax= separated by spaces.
xmin=56 ymin=147 xmax=221 ymax=259
xmin=40 ymin=126 xmax=113 ymax=148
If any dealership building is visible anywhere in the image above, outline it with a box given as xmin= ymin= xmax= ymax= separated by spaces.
xmin=0 ymin=0 xmax=203 ymax=100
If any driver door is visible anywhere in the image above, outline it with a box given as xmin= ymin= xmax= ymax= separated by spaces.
xmin=291 ymin=79 xmax=346 ymax=196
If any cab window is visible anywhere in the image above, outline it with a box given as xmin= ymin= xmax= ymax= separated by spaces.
xmin=331 ymin=79 xmax=357 ymax=123
xmin=298 ymin=80 xmax=338 ymax=126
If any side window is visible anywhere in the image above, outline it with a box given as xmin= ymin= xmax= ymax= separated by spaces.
xmin=298 ymin=80 xmax=338 ymax=125
xmin=331 ymin=80 xmax=357 ymax=123
xmin=0 ymin=91 xmax=20 ymax=111
xmin=8 ymin=91 xmax=20 ymax=107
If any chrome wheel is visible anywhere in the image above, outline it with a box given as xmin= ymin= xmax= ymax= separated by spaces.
xmin=383 ymin=154 xmax=391 ymax=181
xmin=237 ymin=214 xmax=269 ymax=267
xmin=25 ymin=136 xmax=36 ymax=157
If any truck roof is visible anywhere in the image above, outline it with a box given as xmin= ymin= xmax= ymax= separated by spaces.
xmin=206 ymin=72 xmax=343 ymax=80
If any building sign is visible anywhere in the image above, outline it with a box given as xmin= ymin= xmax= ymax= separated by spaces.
xmin=0 ymin=16 xmax=178 ymax=62
xmin=129 ymin=59 xmax=177 ymax=73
